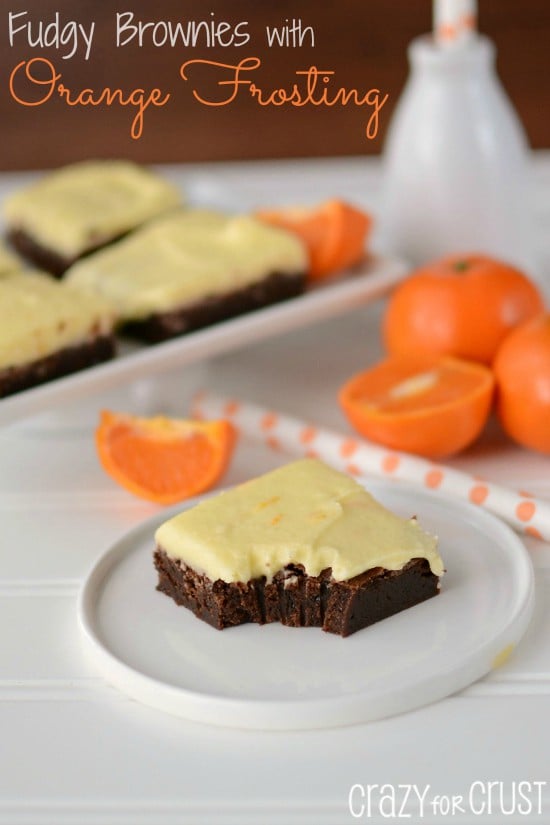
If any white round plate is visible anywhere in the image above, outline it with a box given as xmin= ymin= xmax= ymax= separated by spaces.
xmin=78 ymin=481 xmax=534 ymax=730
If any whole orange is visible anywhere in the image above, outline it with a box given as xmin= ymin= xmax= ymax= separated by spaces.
xmin=493 ymin=314 xmax=550 ymax=454
xmin=384 ymin=254 xmax=544 ymax=365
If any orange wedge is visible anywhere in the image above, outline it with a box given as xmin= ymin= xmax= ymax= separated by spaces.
xmin=339 ymin=355 xmax=494 ymax=458
xmin=256 ymin=199 xmax=372 ymax=282
xmin=96 ymin=411 xmax=236 ymax=504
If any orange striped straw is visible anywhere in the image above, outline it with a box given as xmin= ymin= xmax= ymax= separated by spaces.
xmin=192 ymin=391 xmax=550 ymax=544
xmin=434 ymin=0 xmax=477 ymax=47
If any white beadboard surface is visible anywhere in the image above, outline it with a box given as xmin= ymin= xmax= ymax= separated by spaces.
xmin=2 ymin=156 xmax=550 ymax=824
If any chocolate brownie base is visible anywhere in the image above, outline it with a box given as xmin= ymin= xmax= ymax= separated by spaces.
xmin=7 ymin=228 xmax=129 ymax=278
xmin=0 ymin=335 xmax=115 ymax=398
xmin=154 ymin=548 xmax=440 ymax=637
xmin=123 ymin=271 xmax=306 ymax=343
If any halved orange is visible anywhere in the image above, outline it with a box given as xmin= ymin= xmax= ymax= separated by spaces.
xmin=339 ymin=355 xmax=494 ymax=458
xmin=96 ymin=411 xmax=236 ymax=504
xmin=256 ymin=199 xmax=372 ymax=282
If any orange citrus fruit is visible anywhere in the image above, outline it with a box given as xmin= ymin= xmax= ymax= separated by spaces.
xmin=494 ymin=313 xmax=550 ymax=454
xmin=256 ymin=199 xmax=372 ymax=282
xmin=384 ymin=254 xmax=544 ymax=365
xmin=339 ymin=355 xmax=495 ymax=458
xmin=96 ymin=411 xmax=236 ymax=504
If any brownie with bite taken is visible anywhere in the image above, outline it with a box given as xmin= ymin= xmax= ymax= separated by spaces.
xmin=154 ymin=459 xmax=444 ymax=637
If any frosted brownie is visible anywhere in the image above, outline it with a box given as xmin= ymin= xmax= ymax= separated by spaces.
xmin=4 ymin=160 xmax=181 ymax=275
xmin=0 ymin=272 xmax=116 ymax=398
xmin=66 ymin=209 xmax=308 ymax=342
xmin=154 ymin=459 xmax=444 ymax=637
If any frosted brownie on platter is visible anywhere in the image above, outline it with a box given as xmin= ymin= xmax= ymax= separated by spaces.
xmin=0 ymin=272 xmax=116 ymax=398
xmin=4 ymin=160 xmax=181 ymax=276
xmin=66 ymin=209 xmax=308 ymax=342
xmin=154 ymin=459 xmax=444 ymax=637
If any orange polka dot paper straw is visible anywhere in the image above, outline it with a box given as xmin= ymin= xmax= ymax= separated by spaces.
xmin=434 ymin=0 xmax=477 ymax=47
xmin=192 ymin=392 xmax=550 ymax=544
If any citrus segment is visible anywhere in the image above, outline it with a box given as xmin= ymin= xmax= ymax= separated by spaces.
xmin=96 ymin=411 xmax=236 ymax=504
xmin=256 ymin=199 xmax=372 ymax=281
xmin=339 ymin=355 xmax=494 ymax=458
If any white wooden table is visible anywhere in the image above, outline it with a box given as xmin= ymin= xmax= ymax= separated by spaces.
xmin=1 ymin=157 xmax=550 ymax=825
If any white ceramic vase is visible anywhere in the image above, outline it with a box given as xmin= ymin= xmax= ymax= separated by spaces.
xmin=381 ymin=35 xmax=533 ymax=272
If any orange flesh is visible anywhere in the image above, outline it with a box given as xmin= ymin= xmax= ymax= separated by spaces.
xmin=256 ymin=199 xmax=371 ymax=281
xmin=324 ymin=201 xmax=371 ymax=274
xmin=352 ymin=360 xmax=489 ymax=416
xmin=339 ymin=356 xmax=495 ymax=458
xmin=96 ymin=412 xmax=236 ymax=504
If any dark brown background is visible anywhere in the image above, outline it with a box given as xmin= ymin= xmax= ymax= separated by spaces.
xmin=1 ymin=0 xmax=549 ymax=170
